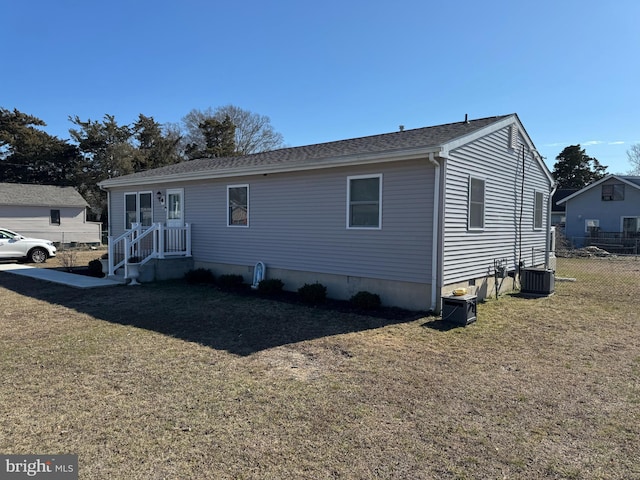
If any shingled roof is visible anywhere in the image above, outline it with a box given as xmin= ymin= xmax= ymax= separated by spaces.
xmin=100 ymin=114 xmax=514 ymax=187
xmin=0 ymin=183 xmax=88 ymax=207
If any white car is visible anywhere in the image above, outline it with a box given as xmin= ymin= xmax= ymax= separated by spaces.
xmin=0 ymin=228 xmax=57 ymax=263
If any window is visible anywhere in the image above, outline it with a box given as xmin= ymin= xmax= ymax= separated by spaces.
xmin=468 ymin=177 xmax=485 ymax=230
xmin=585 ymin=219 xmax=600 ymax=233
xmin=50 ymin=209 xmax=61 ymax=225
xmin=125 ymin=192 xmax=153 ymax=229
xmin=228 ymin=185 xmax=248 ymax=226
xmin=348 ymin=174 xmax=382 ymax=229
xmin=602 ymin=183 xmax=624 ymax=201
xmin=125 ymin=193 xmax=137 ymax=229
xmin=534 ymin=191 xmax=544 ymax=230
xmin=622 ymin=217 xmax=640 ymax=236
xmin=166 ymin=191 xmax=182 ymax=222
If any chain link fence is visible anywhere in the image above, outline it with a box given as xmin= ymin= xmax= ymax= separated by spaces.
xmin=554 ymin=253 xmax=640 ymax=299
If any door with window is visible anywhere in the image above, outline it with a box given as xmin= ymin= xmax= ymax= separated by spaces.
xmin=165 ymin=188 xmax=185 ymax=253
xmin=622 ymin=217 xmax=640 ymax=238
xmin=166 ymin=189 xmax=184 ymax=228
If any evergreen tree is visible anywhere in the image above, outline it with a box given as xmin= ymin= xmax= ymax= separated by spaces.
xmin=552 ymin=145 xmax=607 ymax=188
xmin=132 ymin=114 xmax=181 ymax=170
xmin=0 ymin=108 xmax=84 ymax=186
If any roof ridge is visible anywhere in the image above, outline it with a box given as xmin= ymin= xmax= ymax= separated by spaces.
xmin=100 ymin=114 xmax=517 ymax=186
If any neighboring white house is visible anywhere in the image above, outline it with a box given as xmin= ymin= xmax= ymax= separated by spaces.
xmin=99 ymin=114 xmax=554 ymax=312
xmin=0 ymin=183 xmax=102 ymax=245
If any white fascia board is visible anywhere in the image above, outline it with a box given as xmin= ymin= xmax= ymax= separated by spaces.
xmin=98 ymin=146 xmax=444 ymax=189
xmin=441 ymin=114 xmax=555 ymax=187
xmin=441 ymin=115 xmax=517 ymax=152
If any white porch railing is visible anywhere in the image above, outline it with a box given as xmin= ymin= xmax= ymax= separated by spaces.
xmin=106 ymin=222 xmax=192 ymax=278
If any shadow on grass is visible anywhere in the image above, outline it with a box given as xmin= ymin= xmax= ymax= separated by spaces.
xmin=420 ymin=319 xmax=462 ymax=331
xmin=0 ymin=274 xmax=428 ymax=356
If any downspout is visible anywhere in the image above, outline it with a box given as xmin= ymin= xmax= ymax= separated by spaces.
xmin=427 ymin=152 xmax=441 ymax=312
xmin=100 ymin=185 xmax=113 ymax=274
xmin=545 ymin=180 xmax=557 ymax=269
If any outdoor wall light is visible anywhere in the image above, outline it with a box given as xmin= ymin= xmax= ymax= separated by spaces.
xmin=157 ymin=191 xmax=165 ymax=206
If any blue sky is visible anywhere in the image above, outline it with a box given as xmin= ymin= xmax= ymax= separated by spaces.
xmin=3 ymin=0 xmax=639 ymax=174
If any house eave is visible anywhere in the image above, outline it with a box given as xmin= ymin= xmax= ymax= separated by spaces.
xmin=0 ymin=202 xmax=88 ymax=208
xmin=556 ymin=174 xmax=640 ymax=205
xmin=99 ymin=146 xmax=445 ymax=188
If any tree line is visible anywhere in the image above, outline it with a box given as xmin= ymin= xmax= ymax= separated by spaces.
xmin=0 ymin=105 xmax=285 ymax=222
xmin=1 ymin=105 xmax=638 ymax=223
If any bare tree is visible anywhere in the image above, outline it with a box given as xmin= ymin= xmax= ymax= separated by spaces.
xmin=180 ymin=105 xmax=284 ymax=159
xmin=215 ymin=104 xmax=284 ymax=155
xmin=627 ymin=144 xmax=640 ymax=175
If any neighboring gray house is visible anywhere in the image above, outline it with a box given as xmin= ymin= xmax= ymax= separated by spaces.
xmin=551 ymin=188 xmax=578 ymax=226
xmin=557 ymin=175 xmax=640 ymax=251
xmin=0 ymin=183 xmax=102 ymax=245
xmin=99 ymin=114 xmax=554 ymax=312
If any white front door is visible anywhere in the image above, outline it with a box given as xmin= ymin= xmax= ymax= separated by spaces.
xmin=166 ymin=188 xmax=184 ymax=228
xmin=165 ymin=188 xmax=185 ymax=253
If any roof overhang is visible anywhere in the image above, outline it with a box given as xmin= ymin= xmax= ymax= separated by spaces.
xmin=556 ymin=174 xmax=640 ymax=205
xmin=99 ymin=146 xmax=446 ymax=189
xmin=439 ymin=114 xmax=555 ymax=187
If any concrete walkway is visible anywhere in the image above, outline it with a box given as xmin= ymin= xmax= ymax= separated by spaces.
xmin=0 ymin=263 xmax=123 ymax=289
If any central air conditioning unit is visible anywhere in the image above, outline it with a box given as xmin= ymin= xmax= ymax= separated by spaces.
xmin=520 ymin=268 xmax=555 ymax=296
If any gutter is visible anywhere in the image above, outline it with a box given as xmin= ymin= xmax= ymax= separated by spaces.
xmin=427 ymin=152 xmax=442 ymax=312
xmin=545 ymin=181 xmax=558 ymax=269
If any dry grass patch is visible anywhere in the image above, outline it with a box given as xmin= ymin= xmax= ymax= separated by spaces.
xmin=0 ymin=256 xmax=638 ymax=479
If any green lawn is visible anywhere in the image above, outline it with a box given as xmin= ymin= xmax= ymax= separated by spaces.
xmin=1 ymin=256 xmax=638 ymax=479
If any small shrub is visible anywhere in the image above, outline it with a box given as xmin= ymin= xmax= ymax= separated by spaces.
xmin=258 ymin=278 xmax=284 ymax=295
xmin=298 ymin=282 xmax=327 ymax=305
xmin=184 ymin=268 xmax=215 ymax=285
xmin=58 ymin=250 xmax=78 ymax=271
xmin=218 ymin=274 xmax=245 ymax=290
xmin=88 ymin=259 xmax=104 ymax=277
xmin=100 ymin=252 xmax=109 ymax=260
xmin=350 ymin=291 xmax=381 ymax=310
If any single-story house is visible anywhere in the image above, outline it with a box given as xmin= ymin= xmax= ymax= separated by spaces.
xmin=0 ymin=183 xmax=102 ymax=245
xmin=551 ymin=188 xmax=578 ymax=226
xmin=99 ymin=114 xmax=554 ymax=312
xmin=556 ymin=174 xmax=640 ymax=252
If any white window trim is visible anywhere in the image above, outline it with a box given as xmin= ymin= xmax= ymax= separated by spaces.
xmin=165 ymin=188 xmax=184 ymax=224
xmin=533 ymin=190 xmax=544 ymax=230
xmin=124 ymin=192 xmax=137 ymax=229
xmin=346 ymin=174 xmax=382 ymax=230
xmin=227 ymin=184 xmax=249 ymax=228
xmin=584 ymin=219 xmax=599 ymax=233
xmin=125 ymin=191 xmax=154 ymax=229
xmin=468 ymin=175 xmax=485 ymax=231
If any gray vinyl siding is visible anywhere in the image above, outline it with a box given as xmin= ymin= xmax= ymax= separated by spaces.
xmin=109 ymin=159 xmax=436 ymax=283
xmin=442 ymin=126 xmax=551 ymax=285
